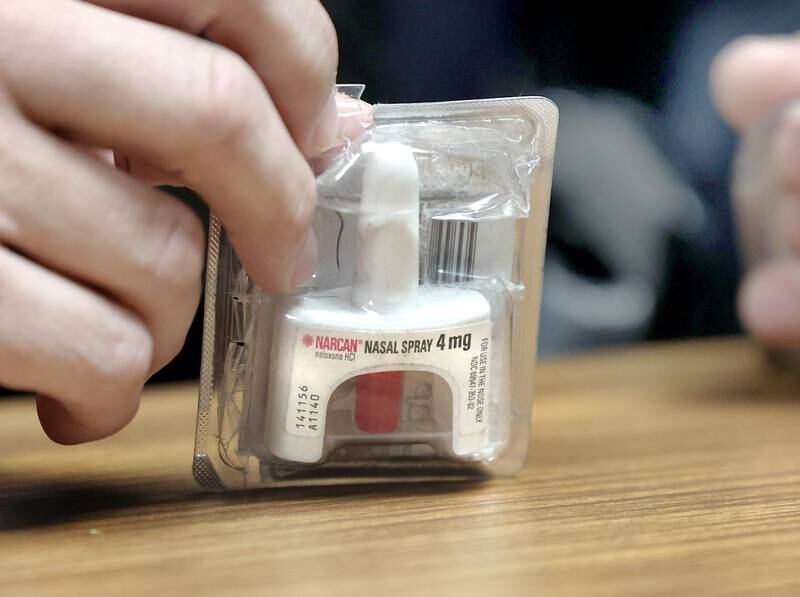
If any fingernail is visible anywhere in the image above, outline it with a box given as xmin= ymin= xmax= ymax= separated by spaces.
xmin=292 ymin=229 xmax=319 ymax=288
xmin=309 ymin=92 xmax=339 ymax=156
xmin=335 ymin=93 xmax=367 ymax=118
xmin=336 ymin=93 xmax=373 ymax=139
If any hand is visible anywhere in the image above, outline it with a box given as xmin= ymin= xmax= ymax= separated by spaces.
xmin=0 ymin=0 xmax=367 ymax=443
xmin=712 ymin=35 xmax=800 ymax=348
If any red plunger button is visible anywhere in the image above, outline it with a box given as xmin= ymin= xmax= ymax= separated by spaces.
xmin=355 ymin=371 xmax=404 ymax=433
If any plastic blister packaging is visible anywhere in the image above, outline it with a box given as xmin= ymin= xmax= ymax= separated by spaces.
xmin=193 ymin=88 xmax=558 ymax=489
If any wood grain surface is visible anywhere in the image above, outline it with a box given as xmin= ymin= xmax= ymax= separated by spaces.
xmin=1 ymin=338 xmax=800 ymax=597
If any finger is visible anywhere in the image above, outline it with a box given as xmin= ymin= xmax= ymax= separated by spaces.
xmin=0 ymin=105 xmax=203 ymax=371
xmin=309 ymin=94 xmax=373 ymax=174
xmin=739 ymin=260 xmax=800 ymax=348
xmin=84 ymin=0 xmax=340 ymax=156
xmin=732 ymin=102 xmax=800 ymax=267
xmin=119 ymin=94 xmax=373 ymax=185
xmin=0 ymin=247 xmax=152 ymax=444
xmin=711 ymin=35 xmax=800 ymax=131
xmin=335 ymin=94 xmax=373 ymax=144
xmin=0 ymin=1 xmax=317 ymax=292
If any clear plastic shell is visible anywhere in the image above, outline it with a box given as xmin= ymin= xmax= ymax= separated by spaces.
xmin=193 ymin=94 xmax=558 ymax=489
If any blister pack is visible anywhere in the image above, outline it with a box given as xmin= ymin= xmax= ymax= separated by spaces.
xmin=193 ymin=89 xmax=558 ymax=488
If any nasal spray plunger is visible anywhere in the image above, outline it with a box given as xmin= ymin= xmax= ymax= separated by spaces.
xmin=352 ymin=143 xmax=419 ymax=311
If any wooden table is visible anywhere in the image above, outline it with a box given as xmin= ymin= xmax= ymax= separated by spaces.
xmin=1 ymin=338 xmax=800 ymax=596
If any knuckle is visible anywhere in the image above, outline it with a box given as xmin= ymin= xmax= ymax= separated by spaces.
xmin=275 ymin=1 xmax=338 ymax=101
xmin=188 ymin=48 xmax=263 ymax=149
xmin=100 ymin=315 xmax=153 ymax=391
xmin=308 ymin=12 xmax=339 ymax=91
xmin=277 ymin=170 xmax=317 ymax=236
xmin=151 ymin=199 xmax=206 ymax=292
xmin=0 ymin=124 xmax=39 ymax=240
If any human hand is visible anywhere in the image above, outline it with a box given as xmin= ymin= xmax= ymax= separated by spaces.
xmin=712 ymin=35 xmax=800 ymax=348
xmin=0 ymin=0 xmax=368 ymax=443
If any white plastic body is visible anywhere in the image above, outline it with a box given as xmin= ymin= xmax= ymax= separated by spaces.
xmin=266 ymin=286 xmax=493 ymax=463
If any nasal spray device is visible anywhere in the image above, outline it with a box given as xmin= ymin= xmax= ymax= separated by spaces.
xmin=193 ymin=91 xmax=558 ymax=489
xmin=266 ymin=144 xmax=493 ymax=464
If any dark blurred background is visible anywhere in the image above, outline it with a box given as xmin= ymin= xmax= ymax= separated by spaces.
xmin=10 ymin=1 xmax=800 ymax=395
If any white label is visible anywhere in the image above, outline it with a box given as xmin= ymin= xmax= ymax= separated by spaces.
xmin=286 ymin=321 xmax=491 ymax=439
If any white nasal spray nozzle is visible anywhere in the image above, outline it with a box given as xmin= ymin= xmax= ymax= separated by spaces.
xmin=351 ymin=143 xmax=420 ymax=313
